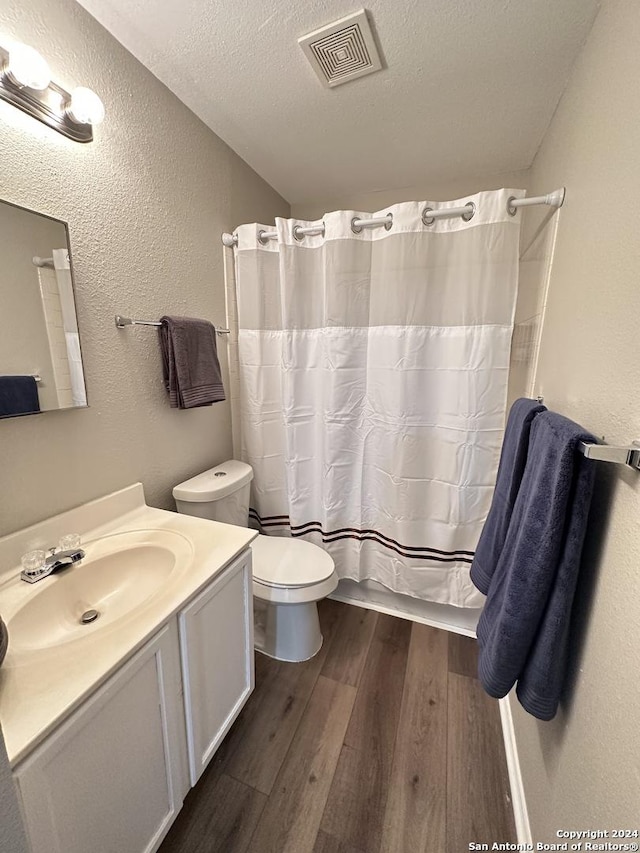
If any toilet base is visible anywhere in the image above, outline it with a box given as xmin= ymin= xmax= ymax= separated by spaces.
xmin=253 ymin=599 xmax=324 ymax=662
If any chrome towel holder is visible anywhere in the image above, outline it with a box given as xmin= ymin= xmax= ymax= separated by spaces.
xmin=115 ymin=315 xmax=230 ymax=335
xmin=536 ymin=395 xmax=640 ymax=470
xmin=578 ymin=440 xmax=640 ymax=470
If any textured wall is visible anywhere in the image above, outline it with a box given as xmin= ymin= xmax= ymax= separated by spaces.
xmin=511 ymin=0 xmax=640 ymax=836
xmin=0 ymin=0 xmax=288 ymax=535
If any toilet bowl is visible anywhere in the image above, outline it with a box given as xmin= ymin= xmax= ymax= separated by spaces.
xmin=173 ymin=460 xmax=338 ymax=662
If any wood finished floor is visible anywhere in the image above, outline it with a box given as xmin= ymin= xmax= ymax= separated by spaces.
xmin=159 ymin=600 xmax=516 ymax=853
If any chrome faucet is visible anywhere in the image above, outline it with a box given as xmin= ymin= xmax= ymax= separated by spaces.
xmin=20 ymin=547 xmax=85 ymax=584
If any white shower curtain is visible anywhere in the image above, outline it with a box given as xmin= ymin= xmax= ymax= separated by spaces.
xmin=232 ymin=189 xmax=523 ymax=607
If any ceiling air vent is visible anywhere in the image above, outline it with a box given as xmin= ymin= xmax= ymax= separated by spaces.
xmin=298 ymin=9 xmax=382 ymax=88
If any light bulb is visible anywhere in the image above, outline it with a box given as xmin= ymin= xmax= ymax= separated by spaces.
xmin=66 ymin=86 xmax=105 ymax=125
xmin=5 ymin=43 xmax=51 ymax=90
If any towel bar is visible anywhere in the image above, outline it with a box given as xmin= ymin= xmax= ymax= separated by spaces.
xmin=578 ymin=440 xmax=640 ymax=470
xmin=534 ymin=395 xmax=639 ymax=470
xmin=1 ymin=374 xmax=42 ymax=382
xmin=115 ymin=315 xmax=230 ymax=335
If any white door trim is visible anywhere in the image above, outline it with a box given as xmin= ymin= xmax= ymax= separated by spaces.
xmin=499 ymin=695 xmax=532 ymax=845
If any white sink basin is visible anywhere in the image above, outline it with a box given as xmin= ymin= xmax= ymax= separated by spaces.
xmin=0 ymin=483 xmax=257 ymax=766
xmin=7 ymin=530 xmax=193 ymax=655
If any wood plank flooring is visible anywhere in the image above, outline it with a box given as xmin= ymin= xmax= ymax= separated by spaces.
xmin=159 ymin=600 xmax=516 ymax=853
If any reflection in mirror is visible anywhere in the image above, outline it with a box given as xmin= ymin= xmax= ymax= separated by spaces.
xmin=0 ymin=200 xmax=87 ymax=419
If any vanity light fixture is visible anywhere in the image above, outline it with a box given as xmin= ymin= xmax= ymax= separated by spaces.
xmin=65 ymin=86 xmax=105 ymax=126
xmin=3 ymin=43 xmax=51 ymax=90
xmin=0 ymin=40 xmax=104 ymax=142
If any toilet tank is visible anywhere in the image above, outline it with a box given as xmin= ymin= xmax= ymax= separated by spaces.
xmin=173 ymin=460 xmax=254 ymax=527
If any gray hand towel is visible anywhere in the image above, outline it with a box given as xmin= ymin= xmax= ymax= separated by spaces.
xmin=159 ymin=316 xmax=225 ymax=409
xmin=470 ymin=397 xmax=546 ymax=594
xmin=476 ymin=411 xmax=596 ymax=720
xmin=0 ymin=617 xmax=8 ymax=667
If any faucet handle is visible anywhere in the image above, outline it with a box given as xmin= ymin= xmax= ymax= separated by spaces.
xmin=21 ymin=550 xmax=47 ymax=578
xmin=58 ymin=533 xmax=81 ymax=551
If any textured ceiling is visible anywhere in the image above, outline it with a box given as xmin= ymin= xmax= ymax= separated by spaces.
xmin=74 ymin=0 xmax=600 ymax=204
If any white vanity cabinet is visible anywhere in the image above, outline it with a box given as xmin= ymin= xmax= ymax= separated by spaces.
xmin=14 ymin=622 xmax=185 ymax=853
xmin=179 ymin=548 xmax=254 ymax=785
xmin=12 ymin=548 xmax=254 ymax=853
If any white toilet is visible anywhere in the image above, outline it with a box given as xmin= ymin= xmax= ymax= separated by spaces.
xmin=173 ymin=460 xmax=338 ymax=662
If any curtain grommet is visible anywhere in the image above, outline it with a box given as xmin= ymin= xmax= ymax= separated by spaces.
xmin=351 ymin=217 xmax=363 ymax=234
xmin=422 ymin=207 xmax=435 ymax=226
xmin=258 ymin=229 xmax=270 ymax=245
xmin=384 ymin=213 xmax=393 ymax=231
xmin=462 ymin=202 xmax=476 ymax=222
xmin=293 ymin=225 xmax=305 ymax=241
xmin=507 ymin=196 xmax=518 ymax=216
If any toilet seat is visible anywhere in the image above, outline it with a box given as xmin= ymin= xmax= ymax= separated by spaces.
xmin=250 ymin=535 xmax=338 ymax=606
xmin=250 ymin=534 xmax=335 ymax=589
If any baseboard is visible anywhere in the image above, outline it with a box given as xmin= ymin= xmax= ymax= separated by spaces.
xmin=329 ymin=580 xmax=480 ymax=637
xmin=499 ymin=696 xmax=531 ymax=845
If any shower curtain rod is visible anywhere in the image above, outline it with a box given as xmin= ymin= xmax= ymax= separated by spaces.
xmin=32 ymin=256 xmax=54 ymax=268
xmin=221 ymin=188 xmax=565 ymax=247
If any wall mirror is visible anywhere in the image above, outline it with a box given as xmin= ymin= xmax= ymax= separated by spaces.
xmin=0 ymin=199 xmax=87 ymax=419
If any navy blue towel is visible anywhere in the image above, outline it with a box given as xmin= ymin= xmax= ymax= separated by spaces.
xmin=0 ymin=375 xmax=40 ymax=418
xmin=476 ymin=411 xmax=596 ymax=720
xmin=0 ymin=617 xmax=7 ymax=668
xmin=471 ymin=397 xmax=547 ymax=594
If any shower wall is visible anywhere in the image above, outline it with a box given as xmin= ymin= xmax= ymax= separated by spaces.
xmin=508 ymin=207 xmax=560 ymax=405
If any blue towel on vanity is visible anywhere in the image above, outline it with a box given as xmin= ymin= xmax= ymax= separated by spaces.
xmin=0 ymin=375 xmax=40 ymax=417
xmin=476 ymin=411 xmax=596 ymax=720
xmin=471 ymin=397 xmax=547 ymax=594
xmin=0 ymin=617 xmax=7 ymax=668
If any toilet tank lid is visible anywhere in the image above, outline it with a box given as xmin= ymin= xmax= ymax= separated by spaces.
xmin=173 ymin=460 xmax=253 ymax=503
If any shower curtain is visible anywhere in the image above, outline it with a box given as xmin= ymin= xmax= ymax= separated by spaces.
xmin=232 ymin=188 xmax=523 ymax=607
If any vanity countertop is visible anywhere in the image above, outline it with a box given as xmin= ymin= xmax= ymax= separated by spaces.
xmin=0 ymin=483 xmax=257 ymax=766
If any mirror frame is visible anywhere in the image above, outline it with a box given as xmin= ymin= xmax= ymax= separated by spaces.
xmin=0 ymin=197 xmax=88 ymax=416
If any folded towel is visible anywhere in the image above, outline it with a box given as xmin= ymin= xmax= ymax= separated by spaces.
xmin=159 ymin=316 xmax=225 ymax=409
xmin=0 ymin=375 xmax=40 ymax=418
xmin=476 ymin=411 xmax=596 ymax=720
xmin=0 ymin=617 xmax=8 ymax=667
xmin=471 ymin=397 xmax=547 ymax=594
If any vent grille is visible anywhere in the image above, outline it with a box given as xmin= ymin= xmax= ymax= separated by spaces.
xmin=299 ymin=10 xmax=382 ymax=88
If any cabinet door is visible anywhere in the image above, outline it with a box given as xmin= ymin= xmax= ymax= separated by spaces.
xmin=179 ymin=550 xmax=254 ymax=785
xmin=15 ymin=623 xmax=184 ymax=853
